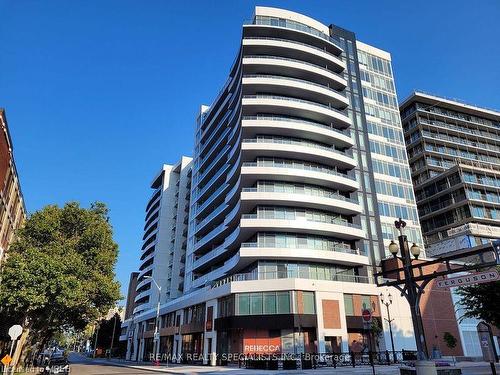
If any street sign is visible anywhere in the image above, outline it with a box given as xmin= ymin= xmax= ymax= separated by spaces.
xmin=362 ymin=309 xmax=372 ymax=323
xmin=437 ymin=270 xmax=499 ymax=288
xmin=8 ymin=325 xmax=22 ymax=340
xmin=153 ymin=332 xmax=160 ymax=341
xmin=1 ymin=355 xmax=11 ymax=366
xmin=477 ymin=322 xmax=498 ymax=363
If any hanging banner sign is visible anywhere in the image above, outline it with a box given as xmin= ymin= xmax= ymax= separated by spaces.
xmin=437 ymin=270 xmax=499 ymax=289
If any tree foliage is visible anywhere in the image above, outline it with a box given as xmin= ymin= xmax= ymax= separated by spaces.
xmin=0 ymin=202 xmax=121 ymax=337
xmin=95 ymin=313 xmax=122 ymax=350
xmin=443 ymin=332 xmax=457 ymax=349
xmin=456 ymin=266 xmax=500 ymax=327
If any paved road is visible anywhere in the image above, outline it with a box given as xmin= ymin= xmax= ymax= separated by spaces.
xmin=69 ymin=354 xmax=159 ymax=374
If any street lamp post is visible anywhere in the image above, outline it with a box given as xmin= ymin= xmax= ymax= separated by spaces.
xmin=145 ymin=276 xmax=161 ymax=362
xmin=388 ymin=218 xmax=428 ymax=362
xmin=375 ymin=219 xmax=500 ymax=375
xmin=379 ymin=292 xmax=396 ymax=362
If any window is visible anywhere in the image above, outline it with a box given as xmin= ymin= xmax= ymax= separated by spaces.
xmin=238 ymin=294 xmax=250 ymax=315
xmin=361 ymin=295 xmax=371 ymax=311
xmin=344 ymin=294 xmax=354 ymax=315
xmin=263 ymin=292 xmax=276 ymax=314
xmin=303 ymin=292 xmax=316 ymax=314
xmin=277 ymin=292 xmax=291 ymax=314
xmin=250 ymin=293 xmax=263 ymax=315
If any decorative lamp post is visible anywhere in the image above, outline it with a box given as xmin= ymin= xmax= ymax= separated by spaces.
xmin=380 ymin=291 xmax=396 ymax=362
xmin=388 ymin=219 xmax=428 ymax=360
xmin=376 ymin=218 xmax=500 ymax=375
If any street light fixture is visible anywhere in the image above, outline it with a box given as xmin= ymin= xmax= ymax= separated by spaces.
xmin=380 ymin=291 xmax=396 ymax=362
xmin=375 ymin=219 xmax=500 ymax=375
xmin=144 ymin=276 xmax=161 ymax=362
xmin=387 ymin=218 xmax=428 ymax=363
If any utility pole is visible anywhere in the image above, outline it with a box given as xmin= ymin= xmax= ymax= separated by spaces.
xmin=93 ymin=323 xmax=100 ymax=358
xmin=145 ymin=276 xmax=162 ymax=362
xmin=109 ymin=314 xmax=118 ymax=358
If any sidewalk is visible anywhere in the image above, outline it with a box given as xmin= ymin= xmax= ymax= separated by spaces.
xmin=79 ymin=355 xmax=500 ymax=375
xmin=87 ymin=357 xmax=402 ymax=374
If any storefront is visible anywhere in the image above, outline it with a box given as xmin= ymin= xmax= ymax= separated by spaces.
xmin=181 ymin=333 xmax=204 ymax=363
xmin=158 ymin=335 xmax=174 ymax=362
xmin=215 ymin=314 xmax=317 ymax=361
xmin=142 ymin=337 xmax=154 ymax=361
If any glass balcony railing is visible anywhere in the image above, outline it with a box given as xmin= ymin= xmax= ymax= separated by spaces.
xmin=244 ymin=16 xmax=342 ymax=49
xmin=243 ymin=36 xmax=343 ymax=65
xmin=243 ymin=74 xmax=346 ymax=98
xmin=241 ymin=212 xmax=361 ymax=229
xmin=243 ymin=95 xmax=350 ymax=119
xmin=195 ymin=183 xmax=228 ymax=215
xmin=242 ymin=115 xmax=351 ymax=137
xmin=244 ymin=53 xmax=344 ymax=80
xmin=212 ymin=270 xmax=373 ymax=289
xmin=241 ymin=186 xmax=358 ymax=204
xmin=242 ymin=137 xmax=351 ymax=158
xmin=240 ymin=241 xmax=363 ymax=255
xmin=242 ymin=160 xmax=355 ymax=181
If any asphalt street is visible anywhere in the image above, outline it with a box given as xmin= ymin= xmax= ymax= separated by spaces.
xmin=69 ymin=354 xmax=159 ymax=374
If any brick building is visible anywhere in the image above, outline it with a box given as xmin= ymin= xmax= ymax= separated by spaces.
xmin=0 ymin=108 xmax=26 ymax=264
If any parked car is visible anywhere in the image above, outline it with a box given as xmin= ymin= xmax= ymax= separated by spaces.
xmin=42 ymin=355 xmax=69 ymax=375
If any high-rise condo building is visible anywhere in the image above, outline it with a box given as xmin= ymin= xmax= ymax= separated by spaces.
xmin=133 ymin=157 xmax=193 ymax=318
xmin=122 ymin=7 xmax=431 ymax=364
xmin=400 ymin=92 xmax=500 ymax=257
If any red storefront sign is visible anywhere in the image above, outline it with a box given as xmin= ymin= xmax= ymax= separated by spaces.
xmin=243 ymin=329 xmax=281 ymax=354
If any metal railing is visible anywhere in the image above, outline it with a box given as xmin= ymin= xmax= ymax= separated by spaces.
xmin=241 ymin=186 xmax=358 ymax=204
xmin=244 ymin=17 xmax=342 ymax=49
xmin=240 ymin=212 xmax=361 ymax=229
xmin=243 ymin=53 xmax=344 ymax=79
xmin=240 ymin=241 xmax=363 ymax=255
xmin=242 ymin=137 xmax=350 ymax=158
xmin=235 ymin=350 xmax=417 ymax=369
xmin=212 ymin=270 xmax=372 ymax=288
xmin=243 ymin=36 xmax=343 ymax=63
xmin=242 ymin=115 xmax=350 ymax=137
xmin=242 ymin=161 xmax=355 ymax=181
xmin=243 ymin=74 xmax=346 ymax=98
xmin=242 ymin=95 xmax=349 ymax=119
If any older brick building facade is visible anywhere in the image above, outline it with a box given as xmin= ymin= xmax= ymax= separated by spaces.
xmin=0 ymin=108 xmax=26 ymax=264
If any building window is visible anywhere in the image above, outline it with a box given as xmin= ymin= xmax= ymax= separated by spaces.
xmin=303 ymin=292 xmax=316 ymax=314
xmin=361 ymin=295 xmax=371 ymax=311
xmin=250 ymin=293 xmax=263 ymax=315
xmin=263 ymin=292 xmax=277 ymax=314
xmin=277 ymin=292 xmax=291 ymax=314
xmin=238 ymin=294 xmax=250 ymax=315
xmin=344 ymin=294 xmax=354 ymax=315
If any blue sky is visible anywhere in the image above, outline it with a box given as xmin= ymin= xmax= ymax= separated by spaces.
xmin=1 ymin=0 xmax=499 ymax=302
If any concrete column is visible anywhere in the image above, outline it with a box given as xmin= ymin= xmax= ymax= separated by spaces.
xmin=203 ymin=299 xmax=218 ymax=366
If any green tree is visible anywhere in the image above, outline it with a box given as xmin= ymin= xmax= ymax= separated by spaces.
xmin=0 ymin=202 xmax=121 ymax=364
xmin=370 ymin=318 xmax=383 ymax=350
xmin=443 ymin=332 xmax=457 ymax=349
xmin=95 ymin=313 xmax=122 ymax=354
xmin=456 ymin=267 xmax=500 ymax=327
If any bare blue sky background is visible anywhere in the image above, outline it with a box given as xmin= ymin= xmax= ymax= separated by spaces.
xmin=1 ymin=0 xmax=499 ymax=302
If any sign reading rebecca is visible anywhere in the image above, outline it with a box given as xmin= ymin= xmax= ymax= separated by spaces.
xmin=437 ymin=270 xmax=499 ymax=289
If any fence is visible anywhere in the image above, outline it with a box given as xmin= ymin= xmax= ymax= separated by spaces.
xmin=237 ymin=350 xmax=418 ymax=370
